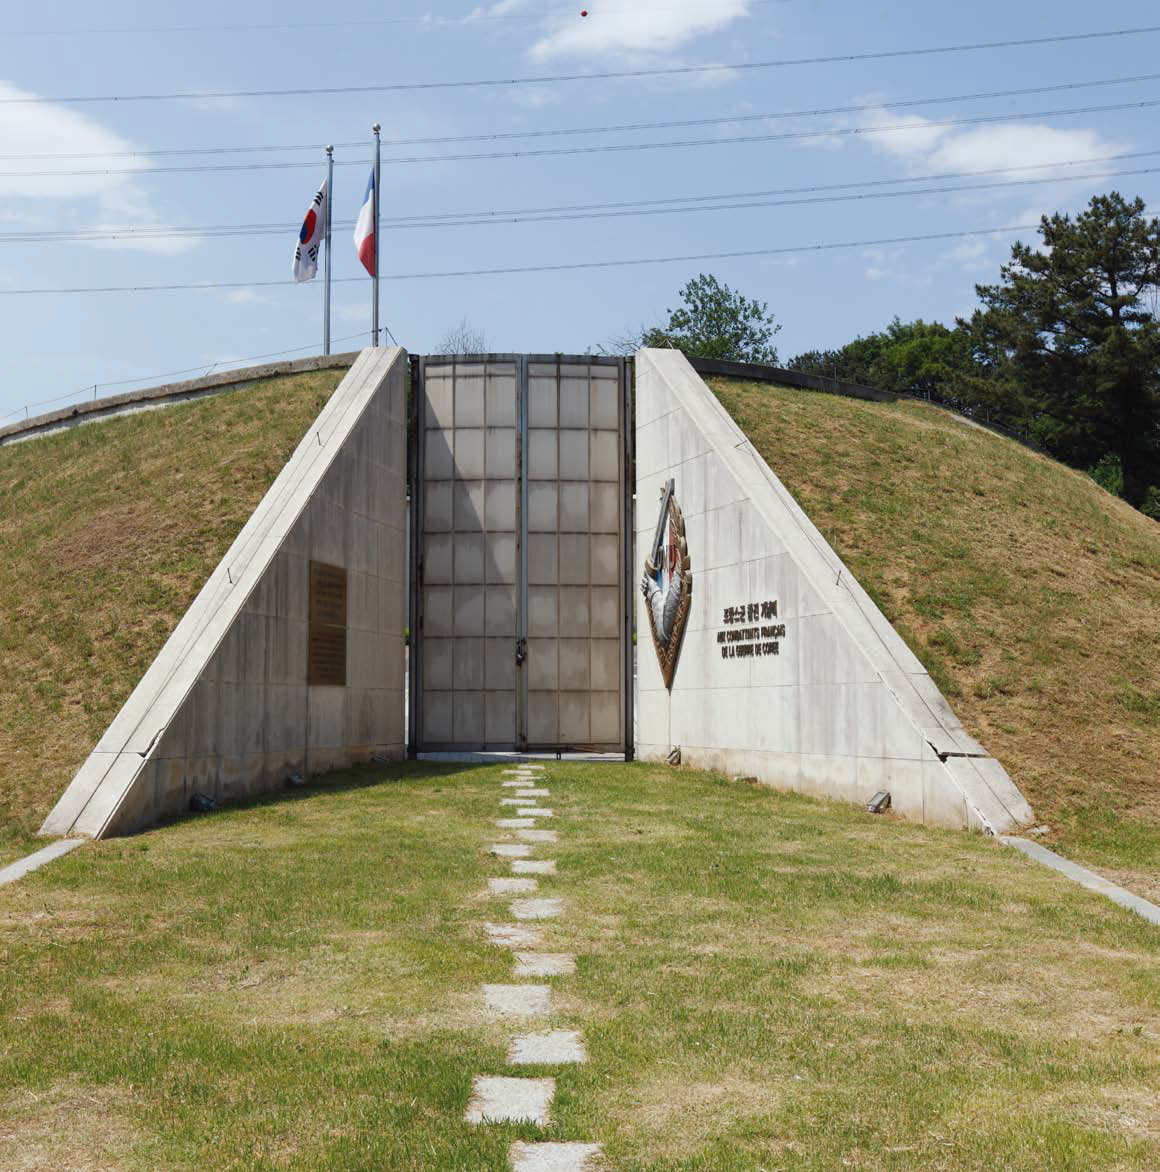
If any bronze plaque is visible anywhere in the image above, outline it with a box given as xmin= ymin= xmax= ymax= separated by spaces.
xmin=308 ymin=561 xmax=347 ymax=686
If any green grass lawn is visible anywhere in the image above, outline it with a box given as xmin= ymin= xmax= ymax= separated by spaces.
xmin=2 ymin=763 xmax=1156 ymax=1170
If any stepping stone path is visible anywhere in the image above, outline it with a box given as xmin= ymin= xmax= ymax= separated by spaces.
xmin=465 ymin=1076 xmax=554 ymax=1124
xmin=510 ymin=898 xmax=564 ymax=921
xmin=484 ymin=984 xmax=552 ymax=1016
xmin=465 ymin=763 xmax=602 ymax=1168
xmin=491 ymin=843 xmax=534 ymax=859
xmin=488 ymin=877 xmax=538 ymax=896
xmin=517 ymin=829 xmax=558 ymax=844
xmin=485 ymin=923 xmax=543 ymax=949
xmin=514 ymin=953 xmax=576 ymax=977
xmin=509 ymin=1029 xmax=587 ymax=1065
xmin=509 ymin=1142 xmax=603 ymax=1171
xmin=513 ymin=860 xmax=556 ymax=876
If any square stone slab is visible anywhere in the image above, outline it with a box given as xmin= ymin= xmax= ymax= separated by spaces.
xmin=510 ymin=1142 xmax=602 ymax=1171
xmin=497 ymin=818 xmax=537 ymax=830
xmin=488 ymin=877 xmax=538 ymax=895
xmin=509 ymin=1029 xmax=587 ymax=1065
xmin=517 ymin=829 xmax=558 ymax=844
xmin=483 ymin=984 xmax=551 ymax=1016
xmin=521 ymin=808 xmax=554 ymax=818
xmin=511 ymin=898 xmax=564 ymax=921
xmin=485 ymin=923 xmax=544 ymax=949
xmin=513 ymin=952 xmax=576 ymax=977
xmin=464 ymin=1077 xmax=555 ymax=1125
xmin=515 ymin=788 xmax=551 ymax=797
xmin=490 ymin=843 xmax=533 ymax=858
xmin=513 ymin=859 xmax=556 ymax=875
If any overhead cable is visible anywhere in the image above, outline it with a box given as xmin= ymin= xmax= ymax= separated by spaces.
xmin=2 ymin=25 xmax=1158 ymax=105
xmin=0 ymin=224 xmax=1042 ymax=296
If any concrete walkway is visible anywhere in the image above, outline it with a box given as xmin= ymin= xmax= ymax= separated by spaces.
xmin=467 ymin=763 xmax=603 ymax=1170
xmin=0 ymin=839 xmax=84 ymax=887
xmin=1002 ymin=837 xmax=1160 ymax=927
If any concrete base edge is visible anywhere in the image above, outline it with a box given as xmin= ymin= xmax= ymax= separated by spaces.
xmin=1002 ymin=837 xmax=1160 ymax=926
xmin=0 ymin=839 xmax=86 ymax=887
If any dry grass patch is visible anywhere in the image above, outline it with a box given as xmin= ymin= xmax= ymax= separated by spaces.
xmin=0 ymin=1084 xmax=146 ymax=1172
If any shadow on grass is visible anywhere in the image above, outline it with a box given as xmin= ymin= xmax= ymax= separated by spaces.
xmin=134 ymin=759 xmax=482 ymax=843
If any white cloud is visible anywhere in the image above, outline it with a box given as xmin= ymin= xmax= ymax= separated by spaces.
xmin=530 ymin=1 xmax=751 ymax=61
xmin=840 ymin=103 xmax=1127 ymax=180
xmin=939 ymin=237 xmax=995 ymax=274
xmin=471 ymin=0 xmax=532 ymax=16
xmin=223 ymin=288 xmax=270 ymax=305
xmin=0 ymin=79 xmax=192 ymax=254
xmin=861 ymin=246 xmax=933 ymax=287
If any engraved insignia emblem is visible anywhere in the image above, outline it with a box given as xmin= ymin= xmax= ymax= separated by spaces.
xmin=642 ymin=478 xmax=692 ymax=690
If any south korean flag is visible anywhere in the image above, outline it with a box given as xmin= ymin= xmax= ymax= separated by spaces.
xmin=292 ymin=178 xmax=328 ymax=282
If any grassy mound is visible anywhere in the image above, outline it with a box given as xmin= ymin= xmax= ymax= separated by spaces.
xmin=0 ymin=370 xmax=347 ymax=863
xmin=711 ymin=378 xmax=1160 ymax=896
xmin=0 ymin=761 xmax=1156 ymax=1169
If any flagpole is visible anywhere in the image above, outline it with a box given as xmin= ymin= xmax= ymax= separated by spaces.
xmin=372 ymin=122 xmax=381 ymax=347
xmin=323 ymin=144 xmax=333 ymax=356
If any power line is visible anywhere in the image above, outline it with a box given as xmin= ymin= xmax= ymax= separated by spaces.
xmin=4 ymin=25 xmax=1159 ymax=105
xmin=8 ymin=1 xmax=791 ymax=37
xmin=6 ymin=70 xmax=1160 ymax=162
xmin=6 ymin=147 xmax=1157 ymax=244
xmin=6 ymin=161 xmax=1157 ymax=246
xmin=0 ymin=224 xmax=1042 ymax=296
xmin=6 ymin=96 xmax=1160 ymax=178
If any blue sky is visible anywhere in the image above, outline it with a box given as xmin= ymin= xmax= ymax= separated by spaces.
xmin=2 ymin=0 xmax=1159 ymax=422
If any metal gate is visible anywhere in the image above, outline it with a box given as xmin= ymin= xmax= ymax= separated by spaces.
xmin=409 ymin=355 xmax=632 ymax=753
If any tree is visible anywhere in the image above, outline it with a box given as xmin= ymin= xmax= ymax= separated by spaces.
xmin=436 ymin=317 xmax=488 ymax=355
xmin=788 ymin=318 xmax=983 ymax=412
xmin=970 ymin=193 xmax=1160 ymax=508
xmin=640 ymin=274 xmax=780 ymax=363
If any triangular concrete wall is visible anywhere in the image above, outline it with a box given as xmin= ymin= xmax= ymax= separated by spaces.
xmin=634 ymin=349 xmax=1033 ymax=834
xmin=42 ymin=347 xmax=409 ymax=840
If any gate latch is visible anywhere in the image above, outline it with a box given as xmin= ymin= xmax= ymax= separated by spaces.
xmin=515 ymin=638 xmax=528 ymax=666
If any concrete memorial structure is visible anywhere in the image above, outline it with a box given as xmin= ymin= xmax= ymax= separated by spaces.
xmin=36 ymin=344 xmax=1030 ymax=841
xmin=633 ymin=348 xmax=1032 ymax=834
xmin=41 ymin=347 xmax=408 ymax=840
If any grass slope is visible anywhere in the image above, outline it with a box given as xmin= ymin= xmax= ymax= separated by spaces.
xmin=0 ymin=762 xmax=1156 ymax=1169
xmin=711 ymin=378 xmax=1160 ymax=897
xmin=0 ymin=371 xmax=346 ymax=864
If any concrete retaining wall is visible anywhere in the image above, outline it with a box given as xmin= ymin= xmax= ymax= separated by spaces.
xmin=41 ymin=347 xmax=408 ymax=840
xmin=633 ymin=349 xmax=1033 ymax=834
xmin=0 ymin=353 xmax=359 ymax=447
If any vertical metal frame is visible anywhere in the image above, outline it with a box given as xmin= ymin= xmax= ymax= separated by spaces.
xmin=621 ymin=357 xmax=635 ymax=760
xmin=516 ymin=355 xmax=530 ymax=751
xmin=407 ymin=355 xmax=425 ymax=757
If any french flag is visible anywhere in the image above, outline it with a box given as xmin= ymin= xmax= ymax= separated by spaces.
xmin=353 ymin=169 xmax=376 ymax=277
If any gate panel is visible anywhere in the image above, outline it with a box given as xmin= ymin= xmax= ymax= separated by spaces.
xmin=417 ymin=358 xmax=519 ymax=750
xmin=525 ymin=360 xmax=624 ymax=750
